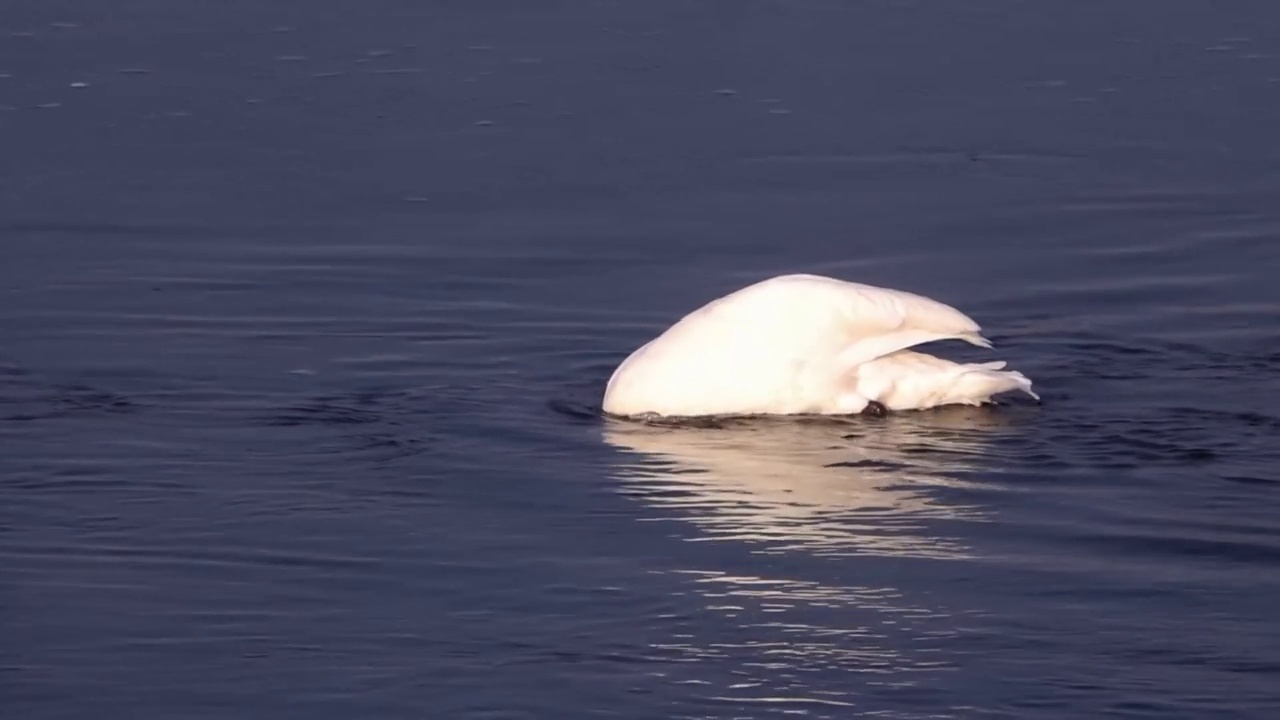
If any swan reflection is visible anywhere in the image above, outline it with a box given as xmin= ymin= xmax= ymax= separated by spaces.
xmin=649 ymin=569 xmax=956 ymax=694
xmin=604 ymin=410 xmax=1017 ymax=708
xmin=604 ymin=408 xmax=1012 ymax=559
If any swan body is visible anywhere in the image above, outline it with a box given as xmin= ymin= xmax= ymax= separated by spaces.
xmin=602 ymin=273 xmax=1037 ymax=417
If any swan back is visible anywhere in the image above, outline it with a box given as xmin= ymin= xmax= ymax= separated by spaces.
xmin=603 ymin=274 xmax=994 ymax=417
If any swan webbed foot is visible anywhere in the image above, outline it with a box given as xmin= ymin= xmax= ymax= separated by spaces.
xmin=861 ymin=400 xmax=888 ymax=417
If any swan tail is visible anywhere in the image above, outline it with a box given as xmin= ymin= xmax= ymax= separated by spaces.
xmin=952 ymin=363 xmax=1039 ymax=404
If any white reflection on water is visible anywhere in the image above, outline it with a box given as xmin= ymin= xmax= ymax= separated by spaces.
xmin=604 ymin=408 xmax=1012 ymax=559
xmin=604 ymin=410 xmax=1017 ymax=715
xmin=642 ymin=565 xmax=970 ymax=714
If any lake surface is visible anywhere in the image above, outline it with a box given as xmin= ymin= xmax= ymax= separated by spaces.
xmin=4 ymin=1 xmax=1280 ymax=718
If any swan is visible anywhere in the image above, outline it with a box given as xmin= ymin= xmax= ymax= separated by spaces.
xmin=602 ymin=273 xmax=1038 ymax=417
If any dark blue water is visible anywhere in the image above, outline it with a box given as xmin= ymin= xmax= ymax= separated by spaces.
xmin=4 ymin=1 xmax=1280 ymax=718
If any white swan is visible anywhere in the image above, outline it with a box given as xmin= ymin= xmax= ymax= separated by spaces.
xmin=602 ymin=273 xmax=1038 ymax=417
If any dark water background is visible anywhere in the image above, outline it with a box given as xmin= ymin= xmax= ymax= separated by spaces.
xmin=4 ymin=1 xmax=1280 ymax=718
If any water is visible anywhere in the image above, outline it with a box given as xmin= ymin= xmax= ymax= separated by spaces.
xmin=4 ymin=1 xmax=1280 ymax=718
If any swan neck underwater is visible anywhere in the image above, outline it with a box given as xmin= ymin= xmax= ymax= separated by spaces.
xmin=602 ymin=273 xmax=1038 ymax=418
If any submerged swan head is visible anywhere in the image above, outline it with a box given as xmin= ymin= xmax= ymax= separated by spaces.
xmin=603 ymin=273 xmax=1037 ymax=418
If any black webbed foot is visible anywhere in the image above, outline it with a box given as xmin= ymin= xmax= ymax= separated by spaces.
xmin=862 ymin=400 xmax=888 ymax=417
